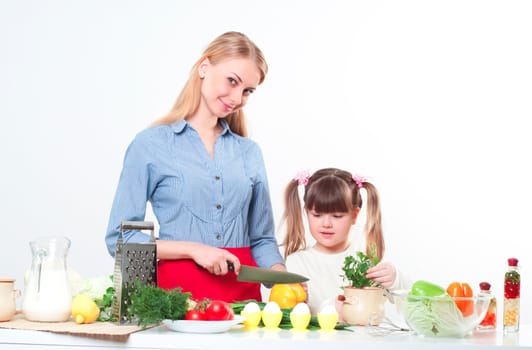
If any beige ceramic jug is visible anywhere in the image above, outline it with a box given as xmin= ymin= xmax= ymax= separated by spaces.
xmin=341 ymin=286 xmax=386 ymax=325
xmin=0 ymin=278 xmax=20 ymax=321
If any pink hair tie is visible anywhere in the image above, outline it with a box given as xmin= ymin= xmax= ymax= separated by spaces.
xmin=352 ymin=174 xmax=367 ymax=189
xmin=294 ymin=170 xmax=311 ymax=186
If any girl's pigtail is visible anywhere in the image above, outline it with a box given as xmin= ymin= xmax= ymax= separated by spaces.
xmin=280 ymin=179 xmax=306 ymax=259
xmin=360 ymin=182 xmax=385 ymax=260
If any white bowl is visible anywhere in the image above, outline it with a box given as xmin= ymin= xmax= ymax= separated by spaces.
xmin=392 ymin=290 xmax=491 ymax=337
xmin=162 ymin=316 xmax=245 ymax=333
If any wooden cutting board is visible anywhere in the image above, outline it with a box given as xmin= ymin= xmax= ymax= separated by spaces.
xmin=0 ymin=313 xmax=152 ymax=341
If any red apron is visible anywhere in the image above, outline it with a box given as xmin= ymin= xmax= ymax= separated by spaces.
xmin=157 ymin=247 xmax=261 ymax=303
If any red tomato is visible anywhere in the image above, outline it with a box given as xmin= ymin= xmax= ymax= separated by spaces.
xmin=446 ymin=282 xmax=474 ymax=317
xmin=205 ymin=300 xmax=234 ymax=321
xmin=185 ymin=309 xmax=207 ymax=321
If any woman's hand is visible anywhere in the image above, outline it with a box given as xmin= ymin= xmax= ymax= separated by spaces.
xmin=156 ymin=240 xmax=240 ymax=276
xmin=366 ymin=262 xmax=396 ymax=288
xmin=193 ymin=245 xmax=240 ymax=276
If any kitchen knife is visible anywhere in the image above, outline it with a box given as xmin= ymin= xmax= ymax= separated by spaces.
xmin=228 ymin=262 xmax=309 ymax=284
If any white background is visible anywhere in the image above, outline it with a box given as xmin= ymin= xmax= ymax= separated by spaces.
xmin=1 ymin=0 xmax=531 ymax=325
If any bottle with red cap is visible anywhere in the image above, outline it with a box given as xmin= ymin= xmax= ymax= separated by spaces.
xmin=503 ymin=257 xmax=520 ymax=333
xmin=477 ymin=281 xmax=496 ymax=330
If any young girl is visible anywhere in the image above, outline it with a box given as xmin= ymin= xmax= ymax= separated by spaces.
xmin=280 ymin=168 xmax=409 ymax=314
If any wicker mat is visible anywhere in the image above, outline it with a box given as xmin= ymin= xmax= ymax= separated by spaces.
xmin=0 ymin=313 xmax=152 ymax=341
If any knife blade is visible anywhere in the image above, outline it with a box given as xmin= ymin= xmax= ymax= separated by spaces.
xmin=228 ymin=262 xmax=309 ymax=284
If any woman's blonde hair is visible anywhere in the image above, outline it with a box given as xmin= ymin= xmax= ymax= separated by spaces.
xmin=152 ymin=31 xmax=268 ymax=137
xmin=280 ymin=168 xmax=385 ymax=260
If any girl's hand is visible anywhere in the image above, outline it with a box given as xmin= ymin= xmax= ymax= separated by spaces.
xmin=335 ymin=298 xmax=344 ymax=322
xmin=269 ymin=263 xmax=286 ymax=272
xmin=193 ymin=245 xmax=240 ymax=276
xmin=366 ymin=262 xmax=397 ymax=288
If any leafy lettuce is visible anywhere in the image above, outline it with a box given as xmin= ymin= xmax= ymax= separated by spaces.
xmin=405 ymin=294 xmax=469 ymax=337
xmin=78 ymin=275 xmax=114 ymax=300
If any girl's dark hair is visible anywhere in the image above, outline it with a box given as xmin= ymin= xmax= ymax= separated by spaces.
xmin=280 ymin=168 xmax=384 ymax=259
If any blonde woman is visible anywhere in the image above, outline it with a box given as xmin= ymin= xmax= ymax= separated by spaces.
xmin=105 ymin=32 xmax=285 ymax=302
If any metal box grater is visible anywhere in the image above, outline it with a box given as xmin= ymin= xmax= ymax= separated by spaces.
xmin=112 ymin=221 xmax=157 ymax=324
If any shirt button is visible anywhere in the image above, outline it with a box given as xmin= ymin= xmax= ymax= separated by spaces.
xmin=215 ymin=176 xmax=221 ymax=180
xmin=216 ymin=204 xmax=222 ymax=209
xmin=216 ymin=234 xmax=222 ymax=240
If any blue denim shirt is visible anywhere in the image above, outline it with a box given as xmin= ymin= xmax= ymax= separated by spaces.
xmin=105 ymin=119 xmax=284 ymax=269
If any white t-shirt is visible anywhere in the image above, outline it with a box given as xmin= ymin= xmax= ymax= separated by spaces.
xmin=286 ymin=246 xmax=352 ymax=315
xmin=286 ymin=245 xmax=411 ymax=315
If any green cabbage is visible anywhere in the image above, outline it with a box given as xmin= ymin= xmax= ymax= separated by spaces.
xmin=405 ymin=294 xmax=469 ymax=337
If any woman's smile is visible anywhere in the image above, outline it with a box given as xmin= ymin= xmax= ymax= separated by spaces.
xmin=219 ymin=99 xmax=234 ymax=113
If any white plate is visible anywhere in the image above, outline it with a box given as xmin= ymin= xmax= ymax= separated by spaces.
xmin=162 ymin=316 xmax=245 ymax=333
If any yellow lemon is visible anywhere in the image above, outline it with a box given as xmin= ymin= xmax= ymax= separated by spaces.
xmin=71 ymin=294 xmax=100 ymax=324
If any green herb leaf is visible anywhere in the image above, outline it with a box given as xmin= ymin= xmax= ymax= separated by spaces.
xmin=95 ymin=285 xmax=117 ymax=322
xmin=341 ymin=245 xmax=380 ymax=288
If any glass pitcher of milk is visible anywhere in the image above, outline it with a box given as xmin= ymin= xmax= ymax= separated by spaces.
xmin=22 ymin=236 xmax=72 ymax=322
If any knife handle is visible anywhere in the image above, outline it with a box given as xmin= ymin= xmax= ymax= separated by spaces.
xmin=197 ymin=262 xmax=236 ymax=274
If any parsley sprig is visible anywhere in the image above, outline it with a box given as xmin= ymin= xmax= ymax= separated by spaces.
xmin=341 ymin=245 xmax=380 ymax=288
xmin=94 ymin=285 xmax=116 ymax=322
